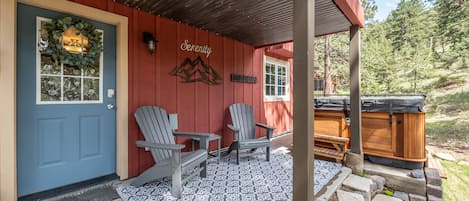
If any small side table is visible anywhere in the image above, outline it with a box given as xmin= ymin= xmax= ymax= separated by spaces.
xmin=191 ymin=134 xmax=221 ymax=163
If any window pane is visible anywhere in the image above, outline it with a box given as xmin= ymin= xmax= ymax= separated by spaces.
xmin=84 ymin=63 xmax=100 ymax=77
xmin=281 ymin=87 xmax=286 ymax=96
xmin=278 ymin=66 xmax=286 ymax=76
xmin=83 ymin=78 xmax=100 ymax=101
xmin=64 ymin=64 xmax=81 ymax=76
xmin=63 ymin=77 xmax=81 ymax=101
xmin=270 ymin=86 xmax=275 ymax=96
xmin=40 ymin=76 xmax=61 ymax=101
xmin=40 ymin=55 xmax=60 ymax=75
xmin=279 ymin=76 xmax=286 ymax=85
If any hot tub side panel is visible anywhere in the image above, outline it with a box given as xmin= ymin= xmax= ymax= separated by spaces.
xmin=314 ymin=110 xmax=426 ymax=162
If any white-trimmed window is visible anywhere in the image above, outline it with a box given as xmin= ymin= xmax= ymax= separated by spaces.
xmin=36 ymin=17 xmax=103 ymax=104
xmin=264 ymin=56 xmax=289 ymax=101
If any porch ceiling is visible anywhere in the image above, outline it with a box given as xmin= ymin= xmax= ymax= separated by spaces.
xmin=116 ymin=0 xmax=364 ymax=47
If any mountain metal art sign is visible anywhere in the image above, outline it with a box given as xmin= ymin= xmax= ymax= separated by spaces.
xmin=180 ymin=40 xmax=212 ymax=58
xmin=170 ymin=56 xmax=222 ymax=85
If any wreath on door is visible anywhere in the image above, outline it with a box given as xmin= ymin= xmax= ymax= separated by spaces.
xmin=38 ymin=16 xmax=103 ymax=69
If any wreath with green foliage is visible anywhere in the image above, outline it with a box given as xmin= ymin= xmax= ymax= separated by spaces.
xmin=39 ymin=17 xmax=103 ymax=69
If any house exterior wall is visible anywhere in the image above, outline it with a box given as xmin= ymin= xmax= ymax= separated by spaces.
xmin=70 ymin=0 xmax=294 ymax=177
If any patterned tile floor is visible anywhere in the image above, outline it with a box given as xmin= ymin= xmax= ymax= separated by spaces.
xmin=116 ymin=134 xmax=342 ymax=201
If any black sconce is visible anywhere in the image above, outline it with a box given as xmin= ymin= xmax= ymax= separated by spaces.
xmin=143 ymin=32 xmax=158 ymax=54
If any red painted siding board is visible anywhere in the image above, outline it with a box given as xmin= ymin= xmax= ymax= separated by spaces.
xmin=222 ymin=38 xmax=235 ymax=148
xmin=243 ymin=45 xmax=254 ymax=106
xmin=207 ymin=33 xmax=224 ymax=151
xmin=72 ymin=0 xmax=108 ymax=10
xmin=158 ymin=18 xmax=178 ymax=113
xmin=194 ymin=29 xmax=210 ymax=134
xmin=252 ymin=49 xmax=262 ymax=137
xmin=154 ymin=16 xmax=161 ymax=106
xmin=134 ymin=10 xmax=156 ymax=173
xmin=233 ymin=42 xmax=244 ymax=104
xmin=176 ymin=23 xmax=196 ymax=150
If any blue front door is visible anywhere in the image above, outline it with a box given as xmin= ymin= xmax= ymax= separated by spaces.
xmin=17 ymin=4 xmax=117 ymax=196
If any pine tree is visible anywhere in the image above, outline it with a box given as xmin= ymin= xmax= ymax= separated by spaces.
xmin=434 ymin=0 xmax=469 ymax=68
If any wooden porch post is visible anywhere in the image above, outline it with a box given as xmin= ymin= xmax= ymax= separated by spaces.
xmin=348 ymin=25 xmax=363 ymax=173
xmin=0 ymin=0 xmax=17 ymax=200
xmin=293 ymin=0 xmax=314 ymax=200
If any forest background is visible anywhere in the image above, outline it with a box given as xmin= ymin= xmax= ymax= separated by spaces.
xmin=319 ymin=1 xmax=468 ymax=199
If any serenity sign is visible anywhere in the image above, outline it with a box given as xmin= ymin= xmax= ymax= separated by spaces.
xmin=180 ymin=40 xmax=212 ymax=58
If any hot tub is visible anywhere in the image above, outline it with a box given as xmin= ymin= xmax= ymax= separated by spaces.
xmin=313 ymin=96 xmax=426 ymax=168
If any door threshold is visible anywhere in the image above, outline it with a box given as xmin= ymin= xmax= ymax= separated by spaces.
xmin=19 ymin=174 xmax=119 ymax=201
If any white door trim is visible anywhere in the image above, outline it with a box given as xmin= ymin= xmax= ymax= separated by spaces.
xmin=0 ymin=0 xmax=129 ymax=200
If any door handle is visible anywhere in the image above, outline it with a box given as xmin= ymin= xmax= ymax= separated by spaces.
xmin=107 ymin=104 xmax=116 ymax=110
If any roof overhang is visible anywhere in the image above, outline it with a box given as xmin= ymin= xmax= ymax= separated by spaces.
xmin=116 ymin=0 xmax=364 ymax=47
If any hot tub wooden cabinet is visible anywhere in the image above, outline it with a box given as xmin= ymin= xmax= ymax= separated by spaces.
xmin=313 ymin=96 xmax=426 ymax=163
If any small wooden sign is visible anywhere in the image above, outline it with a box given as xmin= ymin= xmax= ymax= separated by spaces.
xmin=230 ymin=74 xmax=257 ymax=83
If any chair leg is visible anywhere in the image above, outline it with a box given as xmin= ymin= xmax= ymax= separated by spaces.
xmin=266 ymin=146 xmax=270 ymax=161
xmin=200 ymin=160 xmax=207 ymax=178
xmin=217 ymin=138 xmax=221 ymax=163
xmin=236 ymin=148 xmax=240 ymax=165
xmin=171 ymin=166 xmax=182 ymax=198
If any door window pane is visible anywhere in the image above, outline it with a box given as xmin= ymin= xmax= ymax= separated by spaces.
xmin=36 ymin=17 xmax=102 ymax=104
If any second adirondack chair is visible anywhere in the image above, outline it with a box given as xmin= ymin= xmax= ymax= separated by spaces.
xmin=132 ymin=106 xmax=210 ymax=198
xmin=227 ymin=103 xmax=275 ymax=164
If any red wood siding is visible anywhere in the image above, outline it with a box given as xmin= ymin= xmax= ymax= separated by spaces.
xmin=70 ymin=0 xmax=293 ymax=177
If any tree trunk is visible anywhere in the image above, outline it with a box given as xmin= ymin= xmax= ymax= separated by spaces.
xmin=324 ymin=35 xmax=333 ymax=96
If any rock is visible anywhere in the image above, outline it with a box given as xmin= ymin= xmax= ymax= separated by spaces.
xmin=346 ymin=152 xmax=364 ymax=174
xmin=343 ymin=174 xmax=373 ymax=193
xmin=337 ymin=190 xmax=365 ymax=201
xmin=426 ymin=184 xmax=443 ymax=198
xmin=367 ymin=175 xmax=386 ymax=197
xmin=393 ymin=191 xmax=409 ymax=201
xmin=372 ymin=194 xmax=403 ymax=201
xmin=342 ymin=174 xmax=373 ymax=201
xmin=427 ymin=194 xmax=443 ymax=201
xmin=434 ymin=152 xmax=455 ymax=161
xmin=457 ymin=160 xmax=469 ymax=166
xmin=409 ymin=169 xmax=424 ymax=179
xmin=424 ymin=168 xmax=442 ymax=186
xmin=409 ymin=193 xmax=427 ymax=201
xmin=329 ymin=191 xmax=339 ymax=201
xmin=368 ymin=175 xmax=386 ymax=191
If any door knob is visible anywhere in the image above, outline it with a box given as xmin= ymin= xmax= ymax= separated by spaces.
xmin=107 ymin=104 xmax=116 ymax=110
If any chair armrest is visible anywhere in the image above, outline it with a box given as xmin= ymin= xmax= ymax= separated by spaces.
xmin=227 ymin=124 xmax=240 ymax=141
xmin=256 ymin=123 xmax=275 ymax=139
xmin=226 ymin=124 xmax=239 ymax=132
xmin=173 ymin=132 xmax=211 ymax=140
xmin=256 ymin=123 xmax=275 ymax=130
xmin=136 ymin=141 xmax=185 ymax=150
xmin=173 ymin=132 xmax=210 ymax=149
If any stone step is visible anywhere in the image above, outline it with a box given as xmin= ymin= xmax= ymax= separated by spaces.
xmin=342 ymin=174 xmax=374 ymax=201
xmin=364 ymin=161 xmax=426 ymax=196
xmin=372 ymin=194 xmax=403 ymax=201
xmin=316 ymin=167 xmax=352 ymax=201
xmin=337 ymin=189 xmax=365 ymax=201
xmin=409 ymin=193 xmax=427 ymax=201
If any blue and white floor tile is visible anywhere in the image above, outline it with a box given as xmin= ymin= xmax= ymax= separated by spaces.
xmin=116 ymin=151 xmax=341 ymax=201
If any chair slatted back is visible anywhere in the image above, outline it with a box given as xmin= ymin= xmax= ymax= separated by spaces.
xmin=135 ymin=106 xmax=175 ymax=162
xmin=229 ymin=103 xmax=256 ymax=141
